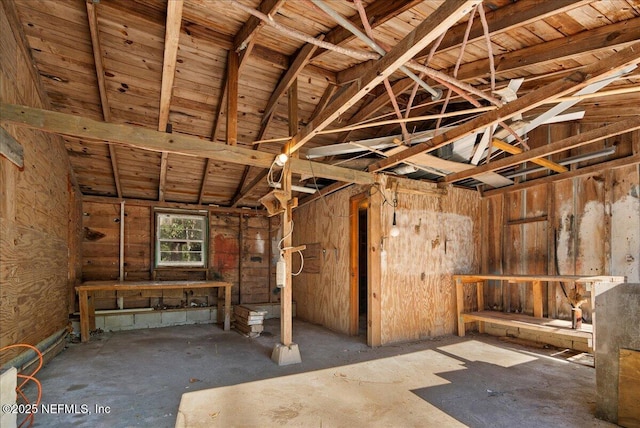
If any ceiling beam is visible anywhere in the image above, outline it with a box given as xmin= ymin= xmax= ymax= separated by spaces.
xmin=200 ymin=0 xmax=286 ymax=205
xmin=415 ymin=0 xmax=591 ymax=60
xmin=86 ymin=0 xmax=122 ymax=199
xmin=490 ymin=139 xmax=567 ymax=173
xmin=227 ymin=50 xmax=239 ymax=146
xmin=261 ymin=40 xmax=323 ymax=124
xmin=0 ymin=103 xmax=375 ymax=186
xmin=367 ymin=41 xmax=640 ymax=172
xmin=231 ymin=41 xmax=322 ymax=206
xmin=284 ymin=0 xmax=480 ymax=154
xmin=482 ymin=154 xmax=640 ymax=197
xmin=157 ymin=0 xmax=184 ymax=202
xmin=443 ymin=118 xmax=640 ymax=183
xmin=453 ymin=16 xmax=640 ymax=82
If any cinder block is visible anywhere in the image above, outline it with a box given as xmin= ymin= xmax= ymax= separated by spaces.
xmin=134 ymin=312 xmax=162 ymax=328
xmin=186 ymin=308 xmax=213 ymax=323
xmin=104 ymin=314 xmax=134 ymax=330
xmin=95 ymin=316 xmax=105 ymax=331
xmin=162 ymin=310 xmax=187 ymax=325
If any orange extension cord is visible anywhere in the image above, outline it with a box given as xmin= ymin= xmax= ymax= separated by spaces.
xmin=0 ymin=344 xmax=43 ymax=428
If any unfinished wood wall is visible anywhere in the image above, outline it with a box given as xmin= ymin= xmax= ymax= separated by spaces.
xmin=80 ymin=200 xmax=274 ymax=308
xmin=0 ymin=4 xmax=81 ymax=363
xmin=379 ymin=176 xmax=481 ymax=344
xmin=481 ymin=125 xmax=639 ymax=321
xmin=292 ymin=178 xmax=480 ymax=344
xmin=292 ymin=185 xmax=370 ymax=335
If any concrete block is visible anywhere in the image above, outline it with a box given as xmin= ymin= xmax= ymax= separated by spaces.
xmin=104 ymin=314 xmax=134 ymax=330
xmin=95 ymin=316 xmax=105 ymax=331
xmin=162 ymin=311 xmax=187 ymax=325
xmin=134 ymin=312 xmax=162 ymax=328
xmin=187 ymin=308 xmax=213 ymax=323
xmin=0 ymin=367 xmax=17 ymax=428
xmin=271 ymin=343 xmax=302 ymax=366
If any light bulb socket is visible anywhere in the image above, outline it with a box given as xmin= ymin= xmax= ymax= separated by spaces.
xmin=275 ymin=153 xmax=289 ymax=167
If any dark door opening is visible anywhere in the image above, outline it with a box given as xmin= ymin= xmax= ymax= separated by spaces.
xmin=358 ymin=207 xmax=368 ymax=337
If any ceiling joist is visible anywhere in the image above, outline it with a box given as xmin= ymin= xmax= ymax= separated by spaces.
xmin=0 ymin=103 xmax=374 ymax=187
xmin=285 ymin=0 xmax=481 ymax=154
xmin=367 ymin=41 xmax=640 ymax=172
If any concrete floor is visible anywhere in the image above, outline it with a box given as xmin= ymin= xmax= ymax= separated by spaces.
xmin=22 ymin=318 xmax=614 ymax=428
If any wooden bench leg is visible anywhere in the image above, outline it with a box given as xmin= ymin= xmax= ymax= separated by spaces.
xmin=224 ymin=285 xmax=231 ymax=331
xmin=455 ymin=278 xmax=466 ymax=336
xmin=79 ymin=290 xmax=91 ymax=343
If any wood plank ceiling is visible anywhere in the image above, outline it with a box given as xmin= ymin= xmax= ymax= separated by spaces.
xmin=4 ymin=0 xmax=640 ymax=207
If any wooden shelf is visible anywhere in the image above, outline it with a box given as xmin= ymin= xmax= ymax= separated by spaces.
xmin=462 ymin=311 xmax=592 ymax=340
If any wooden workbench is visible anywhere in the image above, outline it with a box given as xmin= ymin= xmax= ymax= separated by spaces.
xmin=76 ymin=280 xmax=233 ymax=342
xmin=454 ymin=274 xmax=625 ymax=351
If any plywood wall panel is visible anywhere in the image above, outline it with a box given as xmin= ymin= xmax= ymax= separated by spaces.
xmin=1 ymin=2 xmax=80 ymax=364
xmin=379 ymin=177 xmax=480 ymax=344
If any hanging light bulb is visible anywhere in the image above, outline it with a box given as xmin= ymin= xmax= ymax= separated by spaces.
xmin=274 ymin=153 xmax=289 ymax=167
xmin=390 ymin=206 xmax=400 ymax=237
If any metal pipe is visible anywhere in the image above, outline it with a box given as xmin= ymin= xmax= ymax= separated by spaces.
xmin=1 ymin=328 xmax=69 ymax=372
xmin=310 ymin=0 xmax=442 ymax=100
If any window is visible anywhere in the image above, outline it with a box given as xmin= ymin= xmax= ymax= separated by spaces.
xmin=155 ymin=212 xmax=207 ymax=267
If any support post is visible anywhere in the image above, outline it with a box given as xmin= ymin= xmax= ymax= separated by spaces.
xmin=272 ymin=79 xmax=301 ymax=365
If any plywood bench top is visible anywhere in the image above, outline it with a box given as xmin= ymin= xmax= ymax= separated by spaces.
xmin=76 ymin=280 xmax=232 ymax=292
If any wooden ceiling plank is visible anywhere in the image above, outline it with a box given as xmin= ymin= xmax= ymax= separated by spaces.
xmin=233 ymin=0 xmax=286 ymax=52
xmin=86 ymin=0 xmax=122 ymax=198
xmin=443 ymin=117 xmax=640 ymax=183
xmin=261 ymin=39 xmax=323 ymax=125
xmin=285 ymin=0 xmax=480 ymax=154
xmin=231 ymin=170 xmax=269 ymax=207
xmin=491 ymin=139 xmax=567 ymax=173
xmin=368 ymin=41 xmax=640 ymax=172
xmin=157 ymin=0 xmax=184 ymax=202
xmin=0 ymin=103 xmax=375 ymax=186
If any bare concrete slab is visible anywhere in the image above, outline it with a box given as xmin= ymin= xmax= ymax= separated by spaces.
xmin=21 ymin=319 xmax=615 ymax=428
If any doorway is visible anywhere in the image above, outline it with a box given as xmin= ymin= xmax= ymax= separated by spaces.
xmin=350 ymin=194 xmax=369 ymax=339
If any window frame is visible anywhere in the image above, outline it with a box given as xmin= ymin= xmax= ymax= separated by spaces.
xmin=154 ymin=211 xmax=208 ymax=268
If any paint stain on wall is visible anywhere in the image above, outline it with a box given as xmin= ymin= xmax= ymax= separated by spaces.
xmin=577 ymin=201 xmax=605 ymax=275
xmin=213 ymin=234 xmax=238 ymax=274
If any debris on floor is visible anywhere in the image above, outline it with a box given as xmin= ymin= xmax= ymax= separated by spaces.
xmin=233 ymin=306 xmax=268 ymax=337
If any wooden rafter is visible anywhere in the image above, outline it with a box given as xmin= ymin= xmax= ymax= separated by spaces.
xmin=453 ymin=16 xmax=640 ymax=82
xmin=199 ymin=0 xmax=286 ymax=205
xmin=157 ymin=0 xmax=184 ymax=202
xmin=367 ymin=41 xmax=640 ymax=172
xmin=227 ymin=49 xmax=239 ymax=146
xmin=86 ymin=0 xmax=122 ymax=199
xmin=490 ymin=139 xmax=567 ymax=173
xmin=284 ymin=0 xmax=480 ymax=154
xmin=230 ymin=41 xmax=322 ymax=206
xmin=415 ymin=0 xmax=591 ymax=60
xmin=443 ymin=118 xmax=640 ymax=184
xmin=0 ymin=104 xmax=375 ymax=186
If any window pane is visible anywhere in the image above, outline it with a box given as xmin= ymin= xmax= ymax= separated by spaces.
xmin=156 ymin=213 xmax=207 ymax=267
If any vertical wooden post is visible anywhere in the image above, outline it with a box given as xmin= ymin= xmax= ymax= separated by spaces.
xmin=119 ymin=201 xmax=125 ymax=281
xmin=271 ymin=80 xmax=301 ymax=365
xmin=477 ymin=280 xmax=485 ymax=333
xmin=79 ymin=290 xmax=90 ymax=343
